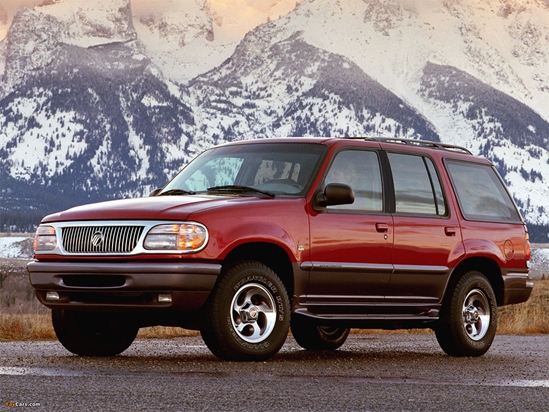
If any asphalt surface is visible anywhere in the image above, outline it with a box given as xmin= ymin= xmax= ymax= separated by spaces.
xmin=1 ymin=334 xmax=548 ymax=411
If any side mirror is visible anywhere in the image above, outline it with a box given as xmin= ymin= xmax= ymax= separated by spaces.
xmin=316 ymin=183 xmax=354 ymax=207
xmin=149 ymin=188 xmax=162 ymax=197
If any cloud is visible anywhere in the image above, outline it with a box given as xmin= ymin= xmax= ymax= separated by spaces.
xmin=3 ymin=0 xmax=43 ymax=18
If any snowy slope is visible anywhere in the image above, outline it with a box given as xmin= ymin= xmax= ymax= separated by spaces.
xmin=418 ymin=62 xmax=549 ymax=225
xmin=0 ymin=237 xmax=33 ymax=259
xmin=0 ymin=0 xmax=195 ymax=205
xmin=34 ymin=0 xmax=135 ymax=47
xmin=132 ymin=0 xmax=300 ymax=84
xmin=188 ymin=30 xmax=439 ymax=143
xmin=258 ymin=0 xmax=549 ymax=121
xmin=0 ymin=39 xmax=5 ymax=83
xmin=1 ymin=0 xmax=137 ymax=97
xmin=132 ymin=0 xmax=225 ymax=85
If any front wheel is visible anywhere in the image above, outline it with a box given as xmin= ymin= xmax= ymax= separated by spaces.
xmin=200 ymin=261 xmax=290 ymax=361
xmin=52 ymin=310 xmax=138 ymax=356
xmin=291 ymin=316 xmax=350 ymax=350
xmin=435 ymin=271 xmax=497 ymax=357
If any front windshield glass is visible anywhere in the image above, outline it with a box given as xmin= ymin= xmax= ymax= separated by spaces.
xmin=161 ymin=142 xmax=327 ymax=196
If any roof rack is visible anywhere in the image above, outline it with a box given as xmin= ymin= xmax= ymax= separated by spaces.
xmin=355 ymin=137 xmax=473 ymax=155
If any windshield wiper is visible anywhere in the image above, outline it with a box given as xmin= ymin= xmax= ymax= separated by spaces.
xmin=158 ymin=189 xmax=196 ymax=196
xmin=207 ymin=185 xmax=275 ymax=198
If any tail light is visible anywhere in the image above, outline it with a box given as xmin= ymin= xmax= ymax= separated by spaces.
xmin=524 ymin=230 xmax=531 ymax=262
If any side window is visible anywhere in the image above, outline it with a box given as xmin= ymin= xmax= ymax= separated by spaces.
xmin=325 ymin=150 xmax=383 ymax=212
xmin=388 ymin=153 xmax=446 ymax=216
xmin=445 ymin=159 xmax=521 ymax=223
xmin=426 ymin=158 xmax=446 ymax=216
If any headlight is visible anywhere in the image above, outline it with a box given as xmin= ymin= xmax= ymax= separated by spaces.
xmin=33 ymin=225 xmax=58 ymax=252
xmin=144 ymin=223 xmax=208 ymax=252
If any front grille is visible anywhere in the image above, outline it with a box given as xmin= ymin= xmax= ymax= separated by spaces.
xmin=62 ymin=226 xmax=144 ymax=254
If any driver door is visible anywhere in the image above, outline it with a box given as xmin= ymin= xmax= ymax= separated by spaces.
xmin=306 ymin=149 xmax=393 ymax=313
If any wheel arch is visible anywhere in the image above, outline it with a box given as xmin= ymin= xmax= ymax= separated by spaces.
xmin=446 ymin=257 xmax=504 ymax=306
xmin=222 ymin=242 xmax=295 ymax=300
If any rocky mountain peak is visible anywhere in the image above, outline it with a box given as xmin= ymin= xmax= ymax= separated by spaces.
xmin=34 ymin=0 xmax=136 ymax=47
xmin=1 ymin=0 xmax=137 ymax=96
xmin=135 ymin=0 xmax=213 ymax=45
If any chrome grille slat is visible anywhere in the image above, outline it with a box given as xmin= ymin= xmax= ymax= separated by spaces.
xmin=61 ymin=226 xmax=144 ymax=254
xmin=122 ymin=227 xmax=129 ymax=252
xmin=118 ymin=227 xmax=125 ymax=253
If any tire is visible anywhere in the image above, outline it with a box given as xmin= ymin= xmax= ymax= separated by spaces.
xmin=291 ymin=316 xmax=350 ymax=350
xmin=435 ymin=270 xmax=497 ymax=357
xmin=200 ymin=261 xmax=290 ymax=361
xmin=52 ymin=310 xmax=138 ymax=356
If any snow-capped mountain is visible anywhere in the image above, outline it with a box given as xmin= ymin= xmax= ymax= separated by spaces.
xmin=187 ymin=29 xmax=440 ymax=142
xmin=0 ymin=0 xmax=548 ymax=240
xmin=0 ymin=0 xmax=195 ymax=222
xmin=1 ymin=0 xmax=137 ymax=95
xmin=132 ymin=0 xmax=221 ymax=85
xmin=132 ymin=0 xmax=303 ymax=84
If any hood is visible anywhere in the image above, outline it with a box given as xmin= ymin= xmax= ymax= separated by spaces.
xmin=41 ymin=195 xmax=256 ymax=223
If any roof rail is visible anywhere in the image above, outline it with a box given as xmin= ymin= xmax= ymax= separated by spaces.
xmin=359 ymin=137 xmax=473 ymax=155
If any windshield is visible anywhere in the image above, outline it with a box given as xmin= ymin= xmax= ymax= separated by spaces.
xmin=161 ymin=142 xmax=327 ymax=197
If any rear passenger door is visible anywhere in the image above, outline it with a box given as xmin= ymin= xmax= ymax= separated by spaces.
xmin=307 ymin=148 xmax=393 ymax=308
xmin=386 ymin=152 xmax=463 ymax=307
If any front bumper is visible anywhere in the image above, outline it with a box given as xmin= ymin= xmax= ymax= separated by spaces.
xmin=27 ymin=261 xmax=221 ymax=312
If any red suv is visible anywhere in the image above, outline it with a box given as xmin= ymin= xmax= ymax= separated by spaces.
xmin=28 ymin=137 xmax=533 ymax=360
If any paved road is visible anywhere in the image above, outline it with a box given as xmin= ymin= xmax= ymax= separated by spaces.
xmin=1 ymin=334 xmax=548 ymax=411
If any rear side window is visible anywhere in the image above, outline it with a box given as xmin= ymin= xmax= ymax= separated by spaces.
xmin=388 ymin=153 xmax=447 ymax=216
xmin=445 ymin=159 xmax=521 ymax=223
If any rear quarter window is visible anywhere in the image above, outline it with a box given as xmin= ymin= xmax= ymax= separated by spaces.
xmin=445 ymin=159 xmax=521 ymax=223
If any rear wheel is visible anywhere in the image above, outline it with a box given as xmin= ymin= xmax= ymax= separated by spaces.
xmin=200 ymin=261 xmax=290 ymax=361
xmin=435 ymin=271 xmax=497 ymax=357
xmin=291 ymin=316 xmax=350 ymax=350
xmin=52 ymin=310 xmax=138 ymax=356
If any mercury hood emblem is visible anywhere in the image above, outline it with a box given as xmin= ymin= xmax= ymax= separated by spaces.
xmin=91 ymin=230 xmax=105 ymax=247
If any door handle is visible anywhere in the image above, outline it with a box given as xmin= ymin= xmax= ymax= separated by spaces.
xmin=376 ymin=223 xmax=389 ymax=233
xmin=445 ymin=227 xmax=457 ymax=236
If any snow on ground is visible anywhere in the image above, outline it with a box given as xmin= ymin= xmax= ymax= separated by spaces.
xmin=530 ymin=248 xmax=549 ymax=279
xmin=0 ymin=236 xmax=33 ymax=260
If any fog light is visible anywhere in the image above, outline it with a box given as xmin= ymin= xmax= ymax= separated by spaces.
xmin=158 ymin=293 xmax=172 ymax=303
xmin=46 ymin=291 xmax=60 ymax=301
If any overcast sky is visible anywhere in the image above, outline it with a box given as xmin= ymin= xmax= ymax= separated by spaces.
xmin=1 ymin=0 xmax=302 ymax=43
xmin=3 ymin=0 xmax=549 ymax=28
xmin=4 ymin=0 xmax=549 ymax=18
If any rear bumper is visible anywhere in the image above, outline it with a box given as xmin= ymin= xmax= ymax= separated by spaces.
xmin=27 ymin=261 xmax=221 ymax=312
xmin=502 ymin=270 xmax=533 ymax=306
